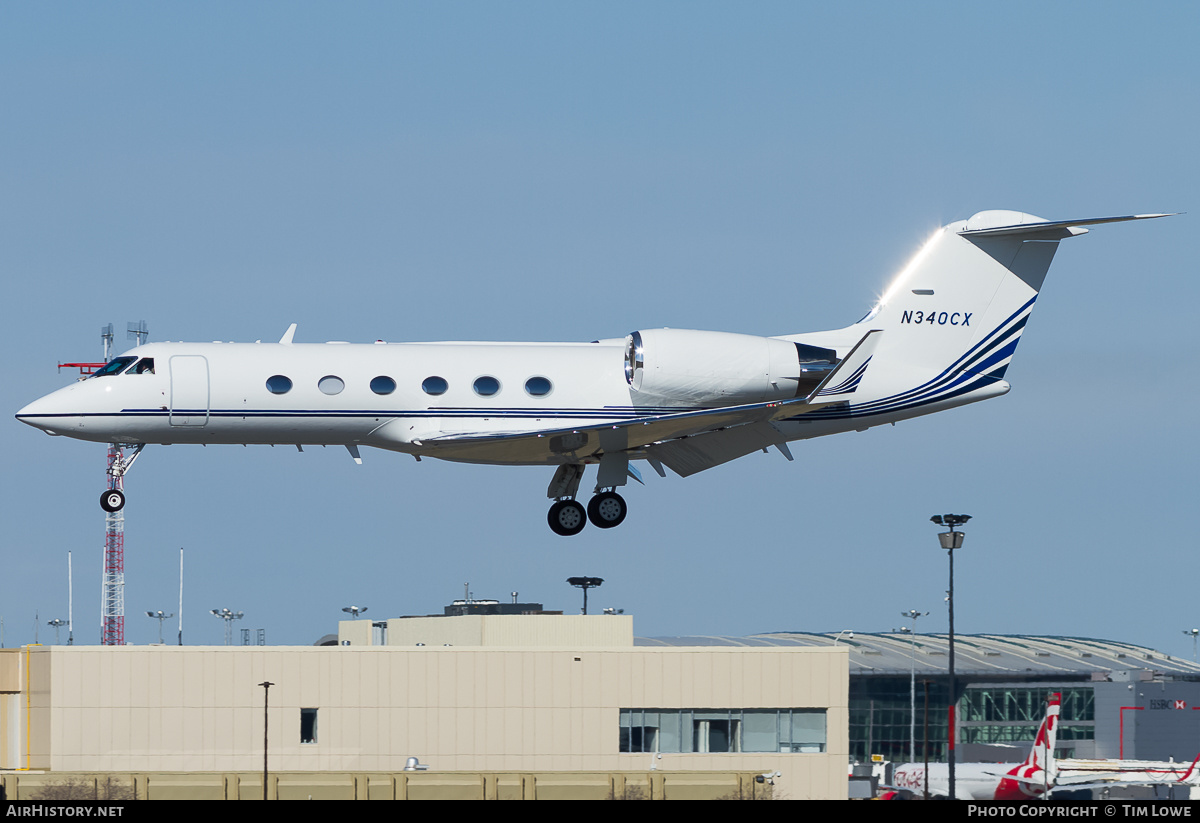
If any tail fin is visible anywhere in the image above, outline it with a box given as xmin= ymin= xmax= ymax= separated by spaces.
xmin=836 ymin=211 xmax=1170 ymax=414
xmin=1021 ymin=692 xmax=1061 ymax=778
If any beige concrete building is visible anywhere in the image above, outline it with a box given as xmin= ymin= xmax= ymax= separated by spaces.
xmin=0 ymin=615 xmax=848 ymax=800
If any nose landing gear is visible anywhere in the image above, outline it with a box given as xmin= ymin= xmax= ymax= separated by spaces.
xmin=98 ymin=444 xmax=144 ymax=512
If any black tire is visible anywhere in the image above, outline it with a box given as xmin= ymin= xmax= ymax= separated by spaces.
xmin=100 ymin=489 xmax=125 ymax=513
xmin=548 ymin=500 xmax=587 ymax=536
xmin=587 ymin=491 xmax=627 ymax=529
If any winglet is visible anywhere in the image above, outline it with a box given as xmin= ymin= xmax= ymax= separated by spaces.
xmin=807 ymin=329 xmax=883 ymax=402
xmin=279 ymin=323 xmax=298 ymax=345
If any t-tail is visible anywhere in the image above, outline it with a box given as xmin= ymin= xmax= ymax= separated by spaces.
xmin=814 ymin=211 xmax=1172 ymax=421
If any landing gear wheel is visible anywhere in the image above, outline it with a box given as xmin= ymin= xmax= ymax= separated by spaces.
xmin=548 ymin=500 xmax=587 ymax=536
xmin=100 ymin=489 xmax=126 ymax=513
xmin=587 ymin=491 xmax=627 ymax=529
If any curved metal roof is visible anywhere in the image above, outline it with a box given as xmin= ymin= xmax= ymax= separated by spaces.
xmin=635 ymin=633 xmax=1200 ymax=679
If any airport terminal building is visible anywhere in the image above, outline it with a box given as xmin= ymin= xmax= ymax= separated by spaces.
xmin=652 ymin=633 xmax=1200 ymax=766
xmin=3 ymin=613 xmax=1197 ymax=800
xmin=0 ymin=614 xmax=847 ymax=800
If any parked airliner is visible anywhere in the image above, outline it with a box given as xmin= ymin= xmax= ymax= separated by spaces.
xmin=16 ymin=210 xmax=1170 ymax=534
xmin=892 ymin=693 xmax=1060 ymax=800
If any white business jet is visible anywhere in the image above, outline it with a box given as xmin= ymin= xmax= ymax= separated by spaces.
xmin=16 ymin=210 xmax=1169 ymax=535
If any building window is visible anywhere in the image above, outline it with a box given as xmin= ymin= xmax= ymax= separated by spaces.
xmin=301 ymin=708 xmax=318 ymax=744
xmin=619 ymin=708 xmax=825 ymax=754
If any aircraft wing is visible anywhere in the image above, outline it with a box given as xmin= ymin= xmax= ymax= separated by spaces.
xmin=403 ymin=330 xmax=882 ymax=466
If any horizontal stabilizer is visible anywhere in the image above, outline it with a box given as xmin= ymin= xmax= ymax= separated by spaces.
xmin=959 ymin=212 xmax=1175 ymax=238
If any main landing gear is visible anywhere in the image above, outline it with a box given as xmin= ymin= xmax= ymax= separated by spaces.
xmin=547 ymin=491 xmax=628 ymax=536
xmin=545 ymin=462 xmax=632 ymax=536
xmin=98 ymin=444 xmax=144 ymax=513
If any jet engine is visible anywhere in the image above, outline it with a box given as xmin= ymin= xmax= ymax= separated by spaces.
xmin=624 ymin=329 xmax=838 ymax=406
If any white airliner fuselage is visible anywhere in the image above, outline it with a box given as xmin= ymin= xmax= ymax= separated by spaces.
xmin=17 ymin=210 xmax=1170 ymax=533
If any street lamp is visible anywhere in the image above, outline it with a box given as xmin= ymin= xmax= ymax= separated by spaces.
xmin=259 ymin=680 xmax=274 ymax=800
xmin=900 ymin=610 xmax=928 ymax=764
xmin=930 ymin=513 xmax=970 ymax=801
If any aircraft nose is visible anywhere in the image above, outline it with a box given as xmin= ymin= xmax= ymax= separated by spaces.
xmin=15 ymin=388 xmax=75 ymax=434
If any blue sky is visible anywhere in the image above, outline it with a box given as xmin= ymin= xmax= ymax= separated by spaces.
xmin=3 ymin=3 xmax=1197 ymax=651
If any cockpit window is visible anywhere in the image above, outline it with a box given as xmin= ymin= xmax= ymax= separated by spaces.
xmin=131 ymin=358 xmax=155 ymax=375
xmin=91 ymin=356 xmax=137 ymax=377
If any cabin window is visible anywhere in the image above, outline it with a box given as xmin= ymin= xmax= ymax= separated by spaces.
xmin=473 ymin=376 xmax=501 ymax=397
xmin=370 ymin=376 xmax=396 ymax=395
xmin=422 ymin=376 xmax=448 ymax=396
xmin=266 ymin=375 xmax=293 ymax=394
xmin=92 ymin=356 xmax=137 ymax=377
xmin=318 ymin=375 xmax=345 ymax=395
xmin=524 ymin=376 xmax=553 ymax=397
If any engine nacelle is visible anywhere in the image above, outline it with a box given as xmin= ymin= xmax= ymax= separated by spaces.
xmin=624 ymin=328 xmax=837 ymax=407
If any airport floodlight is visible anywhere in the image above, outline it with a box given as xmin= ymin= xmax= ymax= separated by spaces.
xmin=146 ymin=610 xmax=175 ymax=644
xmin=47 ymin=618 xmax=67 ymax=645
xmin=211 ymin=608 xmax=245 ymax=646
xmin=832 ymin=629 xmax=854 ymax=645
xmin=342 ymin=606 xmax=368 ymax=619
xmin=900 ymin=610 xmax=929 ymax=764
xmin=567 ymin=576 xmax=604 ymax=615
xmin=930 ymin=513 xmax=970 ymax=801
xmin=1185 ymin=628 xmax=1200 ymax=661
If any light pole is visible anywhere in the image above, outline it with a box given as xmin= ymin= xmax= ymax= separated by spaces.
xmin=1184 ymin=629 xmax=1199 ymax=662
xmin=900 ymin=610 xmax=928 ymax=764
xmin=567 ymin=577 xmax=603 ymax=615
xmin=47 ymin=618 xmax=67 ymax=645
xmin=259 ymin=680 xmax=274 ymax=800
xmin=211 ymin=608 xmax=244 ymax=646
xmin=146 ymin=610 xmax=174 ymax=644
xmin=931 ymin=513 xmax=970 ymax=801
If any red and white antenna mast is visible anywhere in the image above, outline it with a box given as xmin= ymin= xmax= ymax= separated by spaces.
xmin=60 ymin=322 xmax=147 ymax=645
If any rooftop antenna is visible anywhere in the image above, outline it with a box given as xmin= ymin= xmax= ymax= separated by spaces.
xmin=128 ymin=320 xmax=148 ymax=346
xmin=101 ymin=323 xmax=114 ymax=361
xmin=178 ymin=548 xmax=184 ymax=646
xmin=67 ymin=551 xmax=74 ymax=645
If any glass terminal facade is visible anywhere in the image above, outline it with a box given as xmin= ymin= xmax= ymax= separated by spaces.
xmin=851 ymin=682 xmax=1095 ymax=763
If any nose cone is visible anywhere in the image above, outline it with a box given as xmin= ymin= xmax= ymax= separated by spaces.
xmin=16 ymin=386 xmax=78 ymax=435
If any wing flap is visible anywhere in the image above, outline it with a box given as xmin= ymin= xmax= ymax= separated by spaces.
xmin=649 ymin=421 xmax=788 ymax=477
